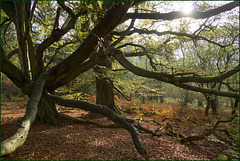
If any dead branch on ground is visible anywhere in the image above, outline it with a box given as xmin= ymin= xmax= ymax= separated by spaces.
xmin=165 ymin=114 xmax=239 ymax=148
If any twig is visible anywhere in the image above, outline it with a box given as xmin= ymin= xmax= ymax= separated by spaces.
xmin=162 ymin=117 xmax=183 ymax=122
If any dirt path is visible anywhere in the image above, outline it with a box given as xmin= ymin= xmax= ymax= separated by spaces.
xmin=1 ymin=99 xmax=233 ymax=160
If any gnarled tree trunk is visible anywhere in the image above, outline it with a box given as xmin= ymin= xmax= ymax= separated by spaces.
xmin=35 ymin=95 xmax=59 ymax=124
xmin=94 ymin=57 xmax=121 ymax=115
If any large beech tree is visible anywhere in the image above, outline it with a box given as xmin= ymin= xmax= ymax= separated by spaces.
xmin=1 ymin=1 xmax=239 ymax=158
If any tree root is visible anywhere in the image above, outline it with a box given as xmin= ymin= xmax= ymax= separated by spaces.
xmin=59 ymin=113 xmax=119 ymax=128
xmin=60 ymin=113 xmax=161 ymax=137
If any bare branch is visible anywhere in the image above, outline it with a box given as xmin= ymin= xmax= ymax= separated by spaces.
xmin=44 ymin=40 xmax=78 ymax=70
xmin=123 ymin=2 xmax=239 ymax=21
xmin=29 ymin=1 xmax=38 ymax=22
xmin=35 ymin=14 xmax=80 ymax=73
xmin=219 ymin=81 xmax=239 ymax=93
xmin=112 ymin=49 xmax=239 ymax=98
xmin=110 ymin=11 xmax=136 ymax=47
xmin=1 ymin=48 xmax=30 ymax=89
xmin=53 ymin=7 xmax=61 ymax=31
xmin=117 ymin=43 xmax=157 ymax=71
xmin=7 ymin=49 xmax=19 ymax=59
xmin=57 ymin=1 xmax=74 ymax=17
xmin=113 ymin=29 xmax=227 ymax=48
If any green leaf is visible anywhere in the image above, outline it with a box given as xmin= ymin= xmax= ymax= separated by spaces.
xmin=217 ymin=155 xmax=228 ymax=160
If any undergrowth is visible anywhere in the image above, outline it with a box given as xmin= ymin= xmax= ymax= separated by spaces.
xmin=116 ymin=97 xmax=239 ymax=157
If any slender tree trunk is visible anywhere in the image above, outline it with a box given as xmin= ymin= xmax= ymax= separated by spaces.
xmin=232 ymin=98 xmax=239 ymax=115
xmin=197 ymin=99 xmax=203 ymax=107
xmin=210 ymin=96 xmax=218 ymax=115
xmin=160 ymin=96 xmax=164 ymax=103
xmin=182 ymin=90 xmax=189 ymax=107
xmin=205 ymin=97 xmax=210 ymax=116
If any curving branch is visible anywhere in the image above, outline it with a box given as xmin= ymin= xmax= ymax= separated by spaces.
xmin=174 ymin=83 xmax=239 ymax=99
xmin=44 ymin=40 xmax=78 ymax=70
xmin=53 ymin=7 xmax=61 ymax=31
xmin=7 ymin=49 xmax=19 ymax=59
xmin=45 ymin=93 xmax=150 ymax=160
xmin=1 ymin=18 xmax=11 ymax=27
xmin=35 ymin=14 xmax=80 ymax=74
xmin=123 ymin=2 xmax=239 ymax=21
xmin=1 ymin=72 xmax=50 ymax=156
xmin=57 ymin=1 xmax=74 ymax=17
xmin=124 ymin=51 xmax=146 ymax=57
xmin=1 ymin=48 xmax=30 ymax=89
xmin=1 ymin=1 xmax=16 ymax=24
xmin=110 ymin=81 xmax=131 ymax=101
xmin=49 ymin=52 xmax=105 ymax=91
xmin=180 ymin=114 xmax=238 ymax=146
xmin=35 ymin=1 xmax=91 ymax=74
xmin=45 ymin=2 xmax=134 ymax=87
xmin=112 ymin=49 xmax=239 ymax=98
xmin=177 ymin=65 xmax=239 ymax=83
xmin=110 ymin=11 xmax=136 ymax=48
xmin=117 ymin=43 xmax=157 ymax=71
xmin=220 ymin=81 xmax=239 ymax=93
xmin=113 ymin=29 xmax=227 ymax=48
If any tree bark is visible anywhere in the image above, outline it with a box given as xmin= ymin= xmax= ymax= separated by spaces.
xmin=94 ymin=58 xmax=121 ymax=114
xmin=210 ymin=96 xmax=218 ymax=115
xmin=232 ymin=99 xmax=239 ymax=115
xmin=35 ymin=95 xmax=59 ymax=124
xmin=14 ymin=1 xmax=30 ymax=78
xmin=205 ymin=95 xmax=218 ymax=116
xmin=1 ymin=72 xmax=49 ymax=156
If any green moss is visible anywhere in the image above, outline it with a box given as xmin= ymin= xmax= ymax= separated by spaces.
xmin=202 ymin=88 xmax=211 ymax=92
xmin=204 ymin=76 xmax=214 ymax=80
xmin=168 ymin=77 xmax=179 ymax=83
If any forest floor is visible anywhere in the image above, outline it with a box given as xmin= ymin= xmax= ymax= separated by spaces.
xmin=1 ymin=98 xmax=239 ymax=160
